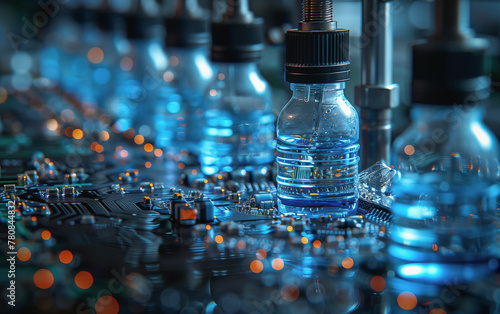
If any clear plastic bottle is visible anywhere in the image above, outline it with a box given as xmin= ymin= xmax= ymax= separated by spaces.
xmin=155 ymin=1 xmax=213 ymax=152
xmin=200 ymin=62 xmax=275 ymax=174
xmin=390 ymin=102 xmax=500 ymax=281
xmin=276 ymin=83 xmax=359 ymax=216
xmin=199 ymin=0 xmax=275 ymax=174
xmin=156 ymin=46 xmax=213 ymax=150
xmin=276 ymin=0 xmax=358 ymax=217
xmin=389 ymin=0 xmax=500 ymax=283
xmin=106 ymin=10 xmax=167 ymax=137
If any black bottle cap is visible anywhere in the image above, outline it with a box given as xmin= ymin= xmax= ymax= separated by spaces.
xmin=412 ymin=38 xmax=490 ymax=105
xmin=166 ymin=17 xmax=210 ymax=47
xmin=211 ymin=17 xmax=265 ymax=63
xmin=411 ymin=0 xmax=491 ymax=105
xmin=285 ymin=29 xmax=350 ymax=84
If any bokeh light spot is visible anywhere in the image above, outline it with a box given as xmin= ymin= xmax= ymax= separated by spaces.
xmin=0 ymin=86 xmax=8 ymax=104
xmin=370 ymin=276 xmax=386 ymax=292
xmin=17 ymin=247 xmax=31 ymax=262
xmin=250 ymin=260 xmax=264 ymax=274
xmin=404 ymin=145 xmax=415 ymax=156
xmin=72 ymin=129 xmax=84 ymax=140
xmin=272 ymin=258 xmax=284 ymax=271
xmin=34 ymin=269 xmax=54 ymax=289
xmin=256 ymin=249 xmax=267 ymax=260
xmin=95 ymin=295 xmax=119 ymax=314
xmin=144 ymin=143 xmax=153 ymax=152
xmin=88 ymin=47 xmax=104 ymax=64
xmin=281 ymin=284 xmax=299 ymax=302
xmin=342 ymin=257 xmax=354 ymax=269
xmin=215 ymin=235 xmax=223 ymax=244
xmin=41 ymin=230 xmax=51 ymax=240
xmin=75 ymin=271 xmax=94 ymax=289
xmin=429 ymin=309 xmax=446 ymax=314
xmin=59 ymin=250 xmax=73 ymax=264
xmin=397 ymin=292 xmax=417 ymax=310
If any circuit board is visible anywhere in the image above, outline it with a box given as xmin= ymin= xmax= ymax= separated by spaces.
xmin=1 ymin=131 xmax=498 ymax=314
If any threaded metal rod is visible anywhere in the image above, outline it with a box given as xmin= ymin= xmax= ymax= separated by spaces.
xmin=302 ymin=0 xmax=333 ymax=22
xmin=300 ymin=0 xmax=336 ymax=31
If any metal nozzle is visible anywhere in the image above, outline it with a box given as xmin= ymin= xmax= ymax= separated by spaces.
xmin=299 ymin=0 xmax=336 ymax=31
xmin=174 ymin=0 xmax=204 ymax=19
xmin=432 ymin=0 xmax=472 ymax=40
xmin=222 ymin=0 xmax=254 ymax=23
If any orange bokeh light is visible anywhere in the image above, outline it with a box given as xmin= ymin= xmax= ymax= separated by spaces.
xmin=34 ymin=269 xmax=54 ymax=289
xmin=144 ymin=143 xmax=154 ymax=152
xmin=75 ymin=271 xmax=94 ymax=289
xmin=370 ymin=276 xmax=386 ymax=292
xmin=88 ymin=47 xmax=104 ymax=64
xmin=215 ymin=235 xmax=223 ymax=244
xmin=72 ymin=129 xmax=84 ymax=140
xmin=100 ymin=130 xmax=110 ymax=141
xmin=397 ymin=292 xmax=418 ymax=310
xmin=59 ymin=250 xmax=73 ymax=264
xmin=17 ymin=247 xmax=31 ymax=262
xmin=134 ymin=134 xmax=145 ymax=145
xmin=41 ymin=230 xmax=51 ymax=240
xmin=272 ymin=258 xmax=284 ymax=271
xmin=281 ymin=284 xmax=299 ymax=302
xmin=95 ymin=295 xmax=119 ymax=314
xmin=256 ymin=249 xmax=267 ymax=260
xmin=342 ymin=257 xmax=354 ymax=269
xmin=250 ymin=260 xmax=264 ymax=274
xmin=154 ymin=148 xmax=163 ymax=157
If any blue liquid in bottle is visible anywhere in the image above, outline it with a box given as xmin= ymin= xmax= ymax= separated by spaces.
xmin=276 ymin=83 xmax=359 ymax=217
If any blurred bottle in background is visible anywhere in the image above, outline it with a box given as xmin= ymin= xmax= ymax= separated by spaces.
xmin=155 ymin=0 xmax=212 ymax=153
xmin=390 ymin=0 xmax=500 ymax=284
xmin=105 ymin=0 xmax=167 ymax=138
xmin=200 ymin=0 xmax=275 ymax=175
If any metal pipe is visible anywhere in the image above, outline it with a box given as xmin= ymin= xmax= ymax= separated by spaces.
xmin=355 ymin=0 xmax=399 ymax=170
xmin=433 ymin=0 xmax=471 ymax=39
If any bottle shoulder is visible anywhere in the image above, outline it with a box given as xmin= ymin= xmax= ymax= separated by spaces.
xmin=392 ymin=119 xmax=499 ymax=181
xmin=204 ymin=68 xmax=272 ymax=113
xmin=277 ymin=94 xmax=359 ymax=147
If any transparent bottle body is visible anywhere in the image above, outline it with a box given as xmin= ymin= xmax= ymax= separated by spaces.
xmin=200 ymin=62 xmax=275 ymax=175
xmin=276 ymin=83 xmax=360 ymax=217
xmin=155 ymin=46 xmax=213 ymax=152
xmin=106 ymin=38 xmax=168 ymax=138
xmin=390 ymin=103 xmax=500 ymax=283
